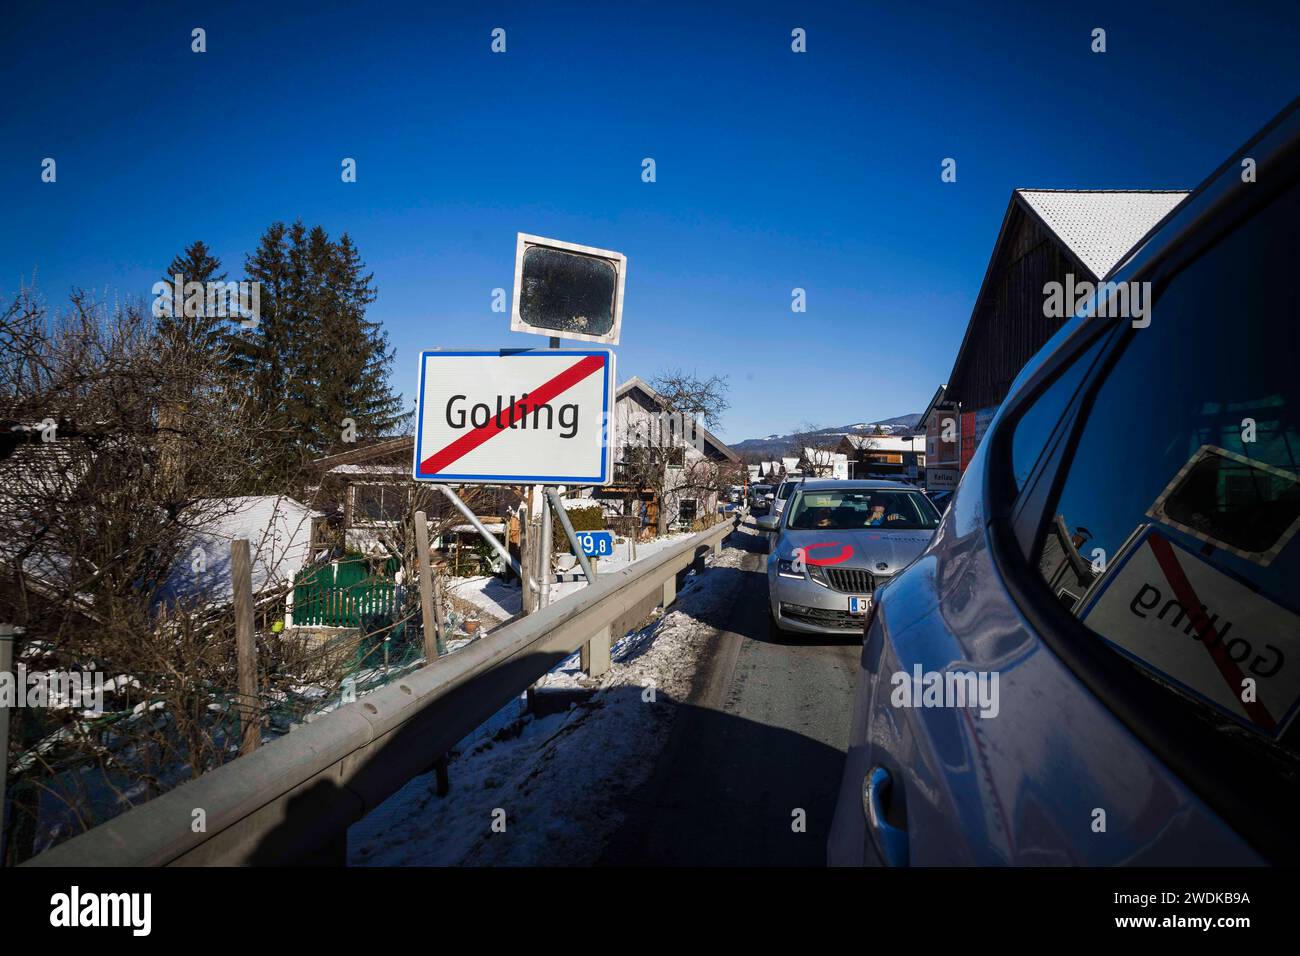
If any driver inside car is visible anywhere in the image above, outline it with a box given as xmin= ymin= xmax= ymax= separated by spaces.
xmin=866 ymin=501 xmax=904 ymax=526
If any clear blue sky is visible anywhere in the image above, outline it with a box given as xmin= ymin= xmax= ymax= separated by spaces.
xmin=2 ymin=0 xmax=1297 ymax=441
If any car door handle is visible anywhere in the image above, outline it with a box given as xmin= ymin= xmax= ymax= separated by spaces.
xmin=863 ymin=765 xmax=909 ymax=867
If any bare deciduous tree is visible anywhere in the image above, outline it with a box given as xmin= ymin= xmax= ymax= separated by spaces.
xmin=0 ymin=287 xmax=306 ymax=861
xmin=616 ymin=370 xmax=731 ymax=535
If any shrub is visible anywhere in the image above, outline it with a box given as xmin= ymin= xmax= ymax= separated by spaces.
xmin=553 ymin=504 xmax=606 ymax=552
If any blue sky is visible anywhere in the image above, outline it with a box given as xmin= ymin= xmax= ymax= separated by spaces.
xmin=2 ymin=0 xmax=1297 ymax=441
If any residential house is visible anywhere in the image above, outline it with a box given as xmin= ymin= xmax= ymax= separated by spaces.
xmin=836 ymin=434 xmax=925 ymax=482
xmin=917 ymin=385 xmax=959 ymax=493
xmin=587 ymin=377 xmax=740 ymax=534
xmin=308 ymin=437 xmax=521 ymax=560
xmin=931 ymin=188 xmax=1188 ymax=490
xmin=800 ymin=447 xmax=849 ymax=479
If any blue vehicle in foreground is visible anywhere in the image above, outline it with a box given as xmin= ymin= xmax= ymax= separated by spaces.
xmin=829 ymin=99 xmax=1300 ymax=865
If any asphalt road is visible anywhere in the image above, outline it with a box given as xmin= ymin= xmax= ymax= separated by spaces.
xmin=600 ymin=521 xmax=863 ymax=865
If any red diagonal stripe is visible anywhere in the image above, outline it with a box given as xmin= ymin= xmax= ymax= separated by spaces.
xmin=419 ymin=354 xmax=606 ymax=475
xmin=1147 ymin=532 xmax=1276 ymax=731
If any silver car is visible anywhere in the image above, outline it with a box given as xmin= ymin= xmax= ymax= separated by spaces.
xmin=758 ymin=480 xmax=940 ymax=637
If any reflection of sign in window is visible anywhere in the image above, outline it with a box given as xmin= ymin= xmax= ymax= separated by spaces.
xmin=1080 ymin=527 xmax=1300 ymax=736
xmin=1149 ymin=445 xmax=1300 ymax=566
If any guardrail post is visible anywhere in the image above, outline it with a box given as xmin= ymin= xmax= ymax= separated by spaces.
xmin=662 ymin=576 xmax=676 ymax=607
xmin=581 ymin=623 xmax=611 ymax=678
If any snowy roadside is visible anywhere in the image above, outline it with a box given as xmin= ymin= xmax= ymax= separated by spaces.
xmin=444 ymin=530 xmax=694 ymax=625
xmin=347 ymin=521 xmax=755 ymax=866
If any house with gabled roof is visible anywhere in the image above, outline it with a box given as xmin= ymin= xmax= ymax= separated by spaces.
xmin=925 ymin=188 xmax=1189 ymax=491
xmin=588 ymin=376 xmax=740 ymax=534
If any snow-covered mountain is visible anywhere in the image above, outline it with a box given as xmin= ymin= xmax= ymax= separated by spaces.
xmin=730 ymin=413 xmax=922 ymax=458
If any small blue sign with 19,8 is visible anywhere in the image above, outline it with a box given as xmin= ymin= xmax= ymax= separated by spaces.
xmin=578 ymin=531 xmax=614 ymax=557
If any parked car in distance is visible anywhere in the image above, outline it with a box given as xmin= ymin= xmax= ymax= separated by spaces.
xmin=828 ymin=100 xmax=1300 ymax=866
xmin=773 ymin=475 xmax=806 ymax=521
xmin=749 ymin=484 xmax=775 ymax=513
xmin=758 ymin=479 xmax=940 ymax=637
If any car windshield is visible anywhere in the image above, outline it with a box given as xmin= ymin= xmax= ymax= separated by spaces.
xmin=787 ymin=489 xmax=940 ymax=530
xmin=777 ymin=482 xmax=799 ymax=499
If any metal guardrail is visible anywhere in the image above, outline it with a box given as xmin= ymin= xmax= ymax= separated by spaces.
xmin=24 ymin=517 xmax=736 ymax=866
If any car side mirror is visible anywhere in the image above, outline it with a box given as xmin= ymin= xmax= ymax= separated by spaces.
xmin=756 ymin=515 xmax=777 ymax=531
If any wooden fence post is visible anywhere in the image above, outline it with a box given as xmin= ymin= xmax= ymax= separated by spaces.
xmin=232 ymin=539 xmax=260 ymax=755
xmin=414 ymin=510 xmax=443 ymax=662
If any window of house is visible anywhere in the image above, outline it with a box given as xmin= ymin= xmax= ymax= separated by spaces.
xmin=679 ymin=498 xmax=697 ymax=525
xmin=352 ymin=483 xmax=407 ymax=524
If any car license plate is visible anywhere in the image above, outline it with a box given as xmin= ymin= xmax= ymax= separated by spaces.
xmin=848 ymin=596 xmax=872 ymax=615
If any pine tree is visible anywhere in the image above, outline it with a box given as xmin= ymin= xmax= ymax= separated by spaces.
xmin=157 ymin=240 xmax=228 ymax=356
xmin=331 ymin=232 xmax=405 ymax=439
xmin=241 ymin=222 xmax=298 ymax=489
xmin=238 ymin=222 xmax=404 ymax=489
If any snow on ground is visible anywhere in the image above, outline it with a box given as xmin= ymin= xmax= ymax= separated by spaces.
xmin=347 ymin=521 xmax=753 ymax=866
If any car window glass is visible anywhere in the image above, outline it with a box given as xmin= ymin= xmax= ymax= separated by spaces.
xmin=1033 ymin=179 xmax=1300 ymax=761
xmin=787 ymin=489 xmax=939 ymax=530
xmin=1010 ymin=333 xmax=1107 ymax=492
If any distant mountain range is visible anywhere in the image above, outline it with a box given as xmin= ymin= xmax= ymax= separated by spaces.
xmin=730 ymin=414 xmax=922 ymax=459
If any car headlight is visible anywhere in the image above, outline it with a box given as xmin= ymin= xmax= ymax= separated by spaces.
xmin=776 ymin=558 xmax=804 ymax=579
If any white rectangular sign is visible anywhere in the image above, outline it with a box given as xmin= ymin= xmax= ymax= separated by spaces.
xmin=926 ymin=467 xmax=959 ymax=491
xmin=412 ymin=349 xmax=615 ymax=485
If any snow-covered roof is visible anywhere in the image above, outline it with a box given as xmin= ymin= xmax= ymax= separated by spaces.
xmin=451 ymin=522 xmax=505 ymax=535
xmin=1016 ymin=189 xmax=1189 ymax=278
xmin=156 ymin=495 xmax=320 ymax=607
xmin=802 ymin=448 xmax=847 ymax=462
xmin=844 ymin=435 xmax=924 ymax=452
xmin=326 ymin=463 xmax=408 ymax=476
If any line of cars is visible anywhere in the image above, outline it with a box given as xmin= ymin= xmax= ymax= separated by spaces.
xmin=818 ymin=99 xmax=1300 ymax=866
xmin=757 ymin=479 xmax=942 ymax=637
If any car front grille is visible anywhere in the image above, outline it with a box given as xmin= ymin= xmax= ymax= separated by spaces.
xmin=779 ymin=603 xmax=864 ymax=629
xmin=822 ymin=567 xmax=875 ymax=594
